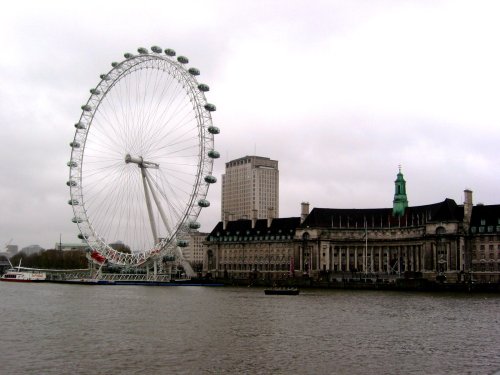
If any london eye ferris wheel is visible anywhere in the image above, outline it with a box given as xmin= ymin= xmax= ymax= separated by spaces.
xmin=67 ymin=46 xmax=219 ymax=268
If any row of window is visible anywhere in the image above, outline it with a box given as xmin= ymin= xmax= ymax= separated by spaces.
xmin=473 ymin=244 xmax=500 ymax=251
xmin=471 ymin=226 xmax=500 ymax=233
xmin=471 ymin=252 xmax=499 ymax=259
xmin=211 ymin=235 xmax=293 ymax=242
xmin=222 ymin=263 xmax=289 ymax=271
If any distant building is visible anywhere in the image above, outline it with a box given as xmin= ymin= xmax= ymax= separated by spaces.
xmin=54 ymin=242 xmax=90 ymax=252
xmin=181 ymin=231 xmax=208 ymax=266
xmin=221 ymin=155 xmax=279 ymax=221
xmin=20 ymin=245 xmax=44 ymax=256
xmin=205 ymin=212 xmax=300 ymax=280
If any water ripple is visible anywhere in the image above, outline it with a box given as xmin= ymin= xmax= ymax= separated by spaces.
xmin=0 ymin=284 xmax=499 ymax=374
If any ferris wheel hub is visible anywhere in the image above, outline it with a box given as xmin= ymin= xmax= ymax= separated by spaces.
xmin=125 ymin=154 xmax=159 ymax=169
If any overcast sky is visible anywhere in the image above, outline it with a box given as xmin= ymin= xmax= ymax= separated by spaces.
xmin=1 ymin=0 xmax=500 ymax=249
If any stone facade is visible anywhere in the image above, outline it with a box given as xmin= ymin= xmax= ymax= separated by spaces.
xmin=296 ymin=197 xmax=470 ymax=282
xmin=205 ymin=190 xmax=500 ymax=283
xmin=205 ymin=216 xmax=299 ymax=280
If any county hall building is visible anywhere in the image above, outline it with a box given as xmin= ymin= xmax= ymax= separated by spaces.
xmin=204 ymin=170 xmax=500 ymax=283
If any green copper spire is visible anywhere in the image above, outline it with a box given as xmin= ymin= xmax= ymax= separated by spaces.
xmin=393 ymin=166 xmax=408 ymax=217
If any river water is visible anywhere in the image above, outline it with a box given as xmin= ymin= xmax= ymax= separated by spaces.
xmin=0 ymin=283 xmax=499 ymax=375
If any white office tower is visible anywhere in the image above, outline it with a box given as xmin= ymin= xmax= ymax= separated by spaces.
xmin=221 ymin=156 xmax=279 ymax=221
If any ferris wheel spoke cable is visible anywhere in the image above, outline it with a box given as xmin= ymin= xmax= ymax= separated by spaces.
xmin=85 ymin=167 xmax=129 ymax=234
xmin=153 ymin=172 xmax=188 ymax=223
xmin=155 ymin=90 xmax=193 ymax=138
xmin=146 ymin=176 xmax=182 ymax=230
xmin=152 ymin=116 xmax=198 ymax=153
xmin=94 ymin=105 xmax=129 ymax=152
xmin=146 ymin=119 xmax=197 ymax=158
xmin=139 ymin=68 xmax=164 ymax=140
xmin=143 ymin=169 xmax=173 ymax=236
xmin=142 ymin=69 xmax=178 ymax=142
xmin=84 ymin=141 xmax=124 ymax=162
xmin=149 ymin=171 xmax=185 ymax=220
xmin=142 ymin=73 xmax=179 ymax=140
xmin=104 ymin=168 xmax=136 ymax=243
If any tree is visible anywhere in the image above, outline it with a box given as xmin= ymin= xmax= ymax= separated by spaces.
xmin=9 ymin=249 xmax=87 ymax=269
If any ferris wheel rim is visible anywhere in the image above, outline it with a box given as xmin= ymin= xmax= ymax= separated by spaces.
xmin=67 ymin=47 xmax=218 ymax=267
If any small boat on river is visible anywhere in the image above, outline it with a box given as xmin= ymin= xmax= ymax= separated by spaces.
xmin=264 ymin=287 xmax=300 ymax=295
xmin=1 ymin=269 xmax=46 ymax=282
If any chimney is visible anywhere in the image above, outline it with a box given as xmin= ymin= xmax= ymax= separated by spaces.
xmin=463 ymin=189 xmax=473 ymax=230
xmin=223 ymin=211 xmax=229 ymax=230
xmin=251 ymin=209 xmax=258 ymax=229
xmin=300 ymin=202 xmax=310 ymax=223
xmin=267 ymin=207 xmax=275 ymax=228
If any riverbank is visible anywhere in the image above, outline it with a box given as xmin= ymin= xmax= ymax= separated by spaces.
xmin=215 ymin=276 xmax=500 ymax=293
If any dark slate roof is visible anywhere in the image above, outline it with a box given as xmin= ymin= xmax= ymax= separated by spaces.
xmin=470 ymin=204 xmax=500 ymax=227
xmin=301 ymin=199 xmax=464 ymax=229
xmin=207 ymin=217 xmax=301 ymax=238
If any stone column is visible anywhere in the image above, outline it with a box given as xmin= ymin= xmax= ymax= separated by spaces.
xmin=432 ymin=243 xmax=436 ymax=271
xmin=421 ymin=244 xmax=425 ymax=271
xmin=404 ymin=246 xmax=409 ymax=272
xmin=386 ymin=248 xmax=390 ymax=274
xmin=370 ymin=247 xmax=374 ymax=274
xmin=378 ymin=247 xmax=383 ymax=272
xmin=346 ymin=247 xmax=350 ymax=271
xmin=354 ymin=247 xmax=358 ymax=271
xmin=299 ymin=246 xmax=303 ymax=271
xmin=412 ymin=245 xmax=416 ymax=271
xmin=339 ymin=246 xmax=342 ymax=271
xmin=397 ymin=247 xmax=401 ymax=274
xmin=446 ymin=243 xmax=450 ymax=272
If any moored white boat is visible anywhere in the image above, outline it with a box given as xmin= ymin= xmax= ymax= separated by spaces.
xmin=1 ymin=269 xmax=46 ymax=282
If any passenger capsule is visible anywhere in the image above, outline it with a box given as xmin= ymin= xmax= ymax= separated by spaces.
xmin=111 ymin=62 xmax=119 ymax=68
xmin=68 ymin=199 xmax=79 ymax=205
xmin=188 ymin=67 xmax=200 ymax=76
xmin=67 ymin=161 xmax=78 ymax=168
xmin=90 ymin=88 xmax=101 ymax=95
xmin=198 ymin=199 xmax=210 ymax=208
xmin=77 ymin=233 xmax=89 ymax=240
xmin=188 ymin=221 xmax=201 ymax=230
xmin=204 ymin=175 xmax=217 ymax=184
xmin=198 ymin=83 xmax=209 ymax=92
xmin=208 ymin=126 xmax=220 ymax=134
xmin=70 ymin=141 xmax=80 ymax=148
xmin=74 ymin=122 xmax=86 ymax=129
xmin=177 ymin=56 xmax=189 ymax=64
xmin=72 ymin=217 xmax=83 ymax=223
xmin=100 ymin=74 xmax=110 ymax=81
xmin=151 ymin=46 xmax=162 ymax=53
xmin=66 ymin=180 xmax=77 ymax=187
xmin=177 ymin=239 xmax=189 ymax=247
xmin=164 ymin=48 xmax=176 ymax=57
xmin=124 ymin=52 xmax=134 ymax=59
xmin=81 ymin=105 xmax=92 ymax=112
xmin=163 ymin=255 xmax=175 ymax=262
xmin=138 ymin=47 xmax=149 ymax=54
xmin=208 ymin=150 xmax=220 ymax=159
xmin=204 ymin=103 xmax=216 ymax=112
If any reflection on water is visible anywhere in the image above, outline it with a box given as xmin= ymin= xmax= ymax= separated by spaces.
xmin=1 ymin=284 xmax=499 ymax=374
